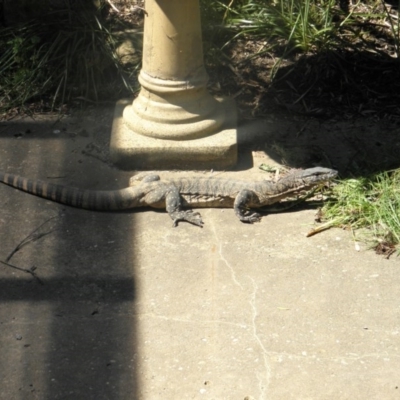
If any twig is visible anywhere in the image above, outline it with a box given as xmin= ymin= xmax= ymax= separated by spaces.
xmin=107 ymin=0 xmax=120 ymax=13
xmin=223 ymin=0 xmax=235 ymax=22
xmin=0 ymin=260 xmax=44 ymax=285
xmin=132 ymin=6 xmax=148 ymax=16
xmin=307 ymin=218 xmax=341 ymax=237
xmin=6 ymin=217 xmax=58 ymax=263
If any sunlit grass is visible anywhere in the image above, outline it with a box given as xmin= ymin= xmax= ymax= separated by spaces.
xmin=227 ymin=0 xmax=337 ymax=52
xmin=320 ymin=169 xmax=400 ymax=250
xmin=202 ymin=0 xmax=400 ymax=58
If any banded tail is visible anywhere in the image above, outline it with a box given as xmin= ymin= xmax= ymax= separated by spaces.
xmin=0 ymin=172 xmax=137 ymax=211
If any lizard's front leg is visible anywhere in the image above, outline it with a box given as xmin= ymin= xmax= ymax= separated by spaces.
xmin=165 ymin=188 xmax=204 ymax=227
xmin=234 ymin=190 xmax=262 ymax=223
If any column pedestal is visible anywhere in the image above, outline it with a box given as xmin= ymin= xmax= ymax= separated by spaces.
xmin=110 ymin=0 xmax=237 ymax=170
xmin=110 ymin=98 xmax=237 ymax=170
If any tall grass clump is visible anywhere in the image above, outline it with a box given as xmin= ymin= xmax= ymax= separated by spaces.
xmin=0 ymin=7 xmax=139 ymax=113
xmin=321 ymin=169 xmax=400 ymax=249
xmin=380 ymin=0 xmax=400 ymax=59
xmin=212 ymin=0 xmax=339 ymax=53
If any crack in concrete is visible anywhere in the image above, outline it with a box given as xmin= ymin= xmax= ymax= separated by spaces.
xmin=210 ymin=218 xmax=244 ymax=290
xmin=210 ymin=217 xmax=271 ymax=399
xmin=265 ymin=350 xmax=400 ymax=362
xmin=218 ymin=242 xmax=244 ymax=289
xmin=137 ymin=312 xmax=248 ymax=329
xmin=249 ymin=277 xmax=271 ymax=400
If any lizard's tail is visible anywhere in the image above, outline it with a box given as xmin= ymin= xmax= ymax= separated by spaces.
xmin=0 ymin=172 xmax=140 ymax=211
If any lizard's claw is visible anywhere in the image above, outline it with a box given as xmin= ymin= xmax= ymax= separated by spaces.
xmin=170 ymin=210 xmax=204 ymax=227
xmin=238 ymin=212 xmax=262 ymax=223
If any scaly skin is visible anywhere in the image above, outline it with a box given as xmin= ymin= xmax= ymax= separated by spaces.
xmin=0 ymin=167 xmax=338 ymax=226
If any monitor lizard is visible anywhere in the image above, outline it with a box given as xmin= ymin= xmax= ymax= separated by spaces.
xmin=0 ymin=167 xmax=337 ymax=226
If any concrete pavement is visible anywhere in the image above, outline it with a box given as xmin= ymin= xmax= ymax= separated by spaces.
xmin=0 ymin=108 xmax=399 ymax=400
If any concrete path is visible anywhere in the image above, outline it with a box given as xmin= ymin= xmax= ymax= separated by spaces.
xmin=0 ymin=108 xmax=399 ymax=400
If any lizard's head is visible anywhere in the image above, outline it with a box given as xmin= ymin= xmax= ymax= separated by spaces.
xmin=296 ymin=167 xmax=338 ymax=183
xmin=258 ymin=167 xmax=338 ymax=206
xmin=275 ymin=167 xmax=338 ymax=192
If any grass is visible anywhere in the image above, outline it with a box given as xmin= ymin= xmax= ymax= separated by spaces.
xmin=317 ymin=169 xmax=400 ymax=253
xmin=380 ymin=0 xmax=400 ymax=59
xmin=0 ymin=6 xmax=140 ymax=114
xmin=202 ymin=0 xmax=400 ymax=65
xmin=221 ymin=0 xmax=338 ymax=53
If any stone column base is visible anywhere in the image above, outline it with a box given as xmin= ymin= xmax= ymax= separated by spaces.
xmin=110 ymin=99 xmax=237 ymax=170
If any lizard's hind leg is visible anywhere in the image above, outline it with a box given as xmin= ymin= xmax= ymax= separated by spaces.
xmin=165 ymin=188 xmax=204 ymax=227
